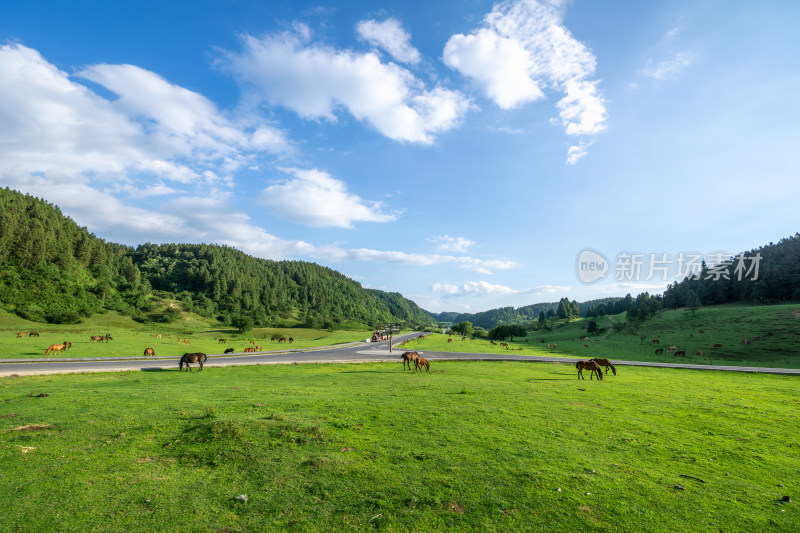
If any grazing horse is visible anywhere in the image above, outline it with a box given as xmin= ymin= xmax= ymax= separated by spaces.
xmin=64 ymin=341 xmax=71 ymax=349
xmin=655 ymin=348 xmax=664 ymax=355
xmin=179 ymin=352 xmax=207 ymax=372
xmin=278 ymin=337 xmax=287 ymax=343
xmin=713 ymin=343 xmax=723 ymax=349
xmin=400 ymin=351 xmax=419 ymax=371
xmin=415 ymin=357 xmax=430 ymax=372
xmin=256 ymin=345 xmax=262 ymax=351
xmin=674 ymin=350 xmax=686 ymax=357
xmin=45 ymin=344 xmax=67 ymax=356
xmin=591 ymin=358 xmax=617 ymax=376
xmin=16 ymin=332 xmax=28 ymax=337
xmin=90 ymin=335 xmax=104 ymax=342
xmin=490 ymin=341 xmax=497 ymax=345
xmin=696 ymin=351 xmax=704 ymax=356
xmin=103 ymin=334 xmax=112 ymax=342
xmin=218 ymin=338 xmax=226 ymax=343
xmin=143 ymin=347 xmax=155 ymax=356
xmin=652 ymin=339 xmax=660 ymax=344
xmin=447 ymin=338 xmax=453 ymax=343
xmin=553 ymin=343 xmax=557 ymax=350
xmin=29 ymin=331 xmax=39 ymax=337
xmin=576 ymin=360 xmax=603 ymax=380
xmin=667 ymin=346 xmax=678 ymax=352
xmin=155 ymin=334 xmax=162 ymax=339
xmin=244 ymin=347 xmax=255 ymax=353
xmin=500 ymin=342 xmax=509 ymax=349
xmin=289 ymin=338 xmax=293 ymax=343
xmin=224 ymin=348 xmax=235 ymax=354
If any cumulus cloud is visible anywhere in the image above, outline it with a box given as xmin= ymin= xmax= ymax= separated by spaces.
xmin=566 ymin=140 xmax=591 ymax=165
xmin=0 ymin=43 xmax=290 ymax=188
xmin=431 ymin=280 xmax=569 ymax=298
xmin=222 ymin=28 xmax=471 ymax=144
xmin=356 ymin=18 xmax=421 ymax=64
xmin=259 ymin=167 xmax=399 ymax=228
xmin=443 ymin=0 xmax=606 ymax=161
xmin=429 ymin=235 xmax=476 ymax=253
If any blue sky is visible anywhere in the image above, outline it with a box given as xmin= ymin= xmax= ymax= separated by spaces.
xmin=1 ymin=0 xmax=798 ymax=313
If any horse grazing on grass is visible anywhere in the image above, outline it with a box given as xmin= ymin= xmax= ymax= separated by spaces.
xmin=400 ymin=351 xmax=419 ymax=371
xmin=278 ymin=337 xmax=287 ymax=343
xmin=576 ymin=360 xmax=603 ymax=380
xmin=244 ymin=347 xmax=255 ymax=353
xmin=288 ymin=338 xmax=293 ymax=343
xmin=179 ymin=352 xmax=207 ymax=372
xmin=218 ymin=338 xmax=226 ymax=343
xmin=415 ymin=357 xmax=430 ymax=372
xmin=16 ymin=332 xmax=27 ymax=338
xmin=674 ymin=350 xmax=686 ymax=357
xmin=655 ymin=348 xmax=664 ymax=355
xmin=591 ymin=358 xmax=616 ymax=376
xmin=224 ymin=348 xmax=235 ymax=354
xmin=45 ymin=344 xmax=67 ymax=356
xmin=143 ymin=347 xmax=155 ymax=356
xmin=90 ymin=335 xmax=104 ymax=343
xmin=29 ymin=331 xmax=39 ymax=337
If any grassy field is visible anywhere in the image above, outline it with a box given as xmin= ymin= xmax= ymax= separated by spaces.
xmin=0 ymin=308 xmax=373 ymax=360
xmin=405 ymin=304 xmax=800 ymax=369
xmin=1 ymin=361 xmax=797 ymax=532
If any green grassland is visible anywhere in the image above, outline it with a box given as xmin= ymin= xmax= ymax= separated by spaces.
xmin=406 ymin=304 xmax=800 ymax=369
xmin=1 ymin=362 xmax=798 ymax=532
xmin=0 ymin=308 xmax=373 ymax=360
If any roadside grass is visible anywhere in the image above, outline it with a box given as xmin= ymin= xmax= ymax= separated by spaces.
xmin=409 ymin=304 xmax=800 ymax=369
xmin=0 ymin=308 xmax=373 ymax=360
xmin=0 ymin=362 xmax=797 ymax=532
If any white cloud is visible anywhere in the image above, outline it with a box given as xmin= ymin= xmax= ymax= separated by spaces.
xmin=0 ymin=43 xmax=290 ymax=189
xmin=566 ymin=141 xmax=591 ymax=165
xmin=640 ymin=51 xmax=693 ymax=80
xmin=430 ymin=235 xmax=476 ymax=253
xmin=431 ymin=280 xmax=568 ymax=298
xmin=222 ymin=29 xmax=471 ymax=144
xmin=356 ymin=18 xmax=421 ymax=64
xmin=259 ymin=167 xmax=399 ymax=228
xmin=443 ymin=0 xmax=606 ymax=157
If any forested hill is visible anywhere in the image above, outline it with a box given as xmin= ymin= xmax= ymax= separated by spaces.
xmin=662 ymin=233 xmax=800 ymax=307
xmin=0 ymin=187 xmax=434 ymax=329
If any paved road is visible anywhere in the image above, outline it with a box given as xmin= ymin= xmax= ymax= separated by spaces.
xmin=1 ymin=332 xmax=798 ymax=376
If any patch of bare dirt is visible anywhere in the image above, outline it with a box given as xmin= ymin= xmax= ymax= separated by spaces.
xmin=12 ymin=423 xmax=54 ymax=431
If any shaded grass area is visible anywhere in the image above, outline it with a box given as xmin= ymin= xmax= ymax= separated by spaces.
xmin=408 ymin=304 xmax=800 ymax=369
xmin=1 ymin=362 xmax=798 ymax=531
xmin=0 ymin=308 xmax=373 ymax=360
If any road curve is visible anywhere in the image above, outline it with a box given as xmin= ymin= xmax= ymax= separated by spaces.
xmin=1 ymin=332 xmax=799 ymax=376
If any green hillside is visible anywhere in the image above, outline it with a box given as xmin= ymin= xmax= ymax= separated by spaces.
xmin=0 ymin=188 xmax=434 ymax=330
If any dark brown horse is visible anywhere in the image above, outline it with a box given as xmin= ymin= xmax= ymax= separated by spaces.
xmin=415 ymin=357 xmax=430 ymax=372
xmin=29 ymin=331 xmax=40 ymax=337
xmin=179 ymin=352 xmax=207 ymax=372
xmin=591 ymin=358 xmax=616 ymax=376
xmin=576 ymin=360 xmax=603 ymax=380
xmin=400 ymin=351 xmax=419 ymax=371
xmin=143 ymin=347 xmax=155 ymax=356
xmin=224 ymin=348 xmax=235 ymax=354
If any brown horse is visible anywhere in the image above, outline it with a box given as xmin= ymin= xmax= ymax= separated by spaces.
xmin=278 ymin=337 xmax=287 ymax=343
xmin=500 ymin=342 xmax=509 ymax=349
xmin=143 ymin=347 xmax=155 ymax=356
xmin=415 ymin=357 xmax=430 ymax=372
xmin=655 ymin=348 xmax=664 ymax=355
xmin=29 ymin=331 xmax=40 ymax=337
xmin=90 ymin=335 xmax=104 ymax=343
xmin=45 ymin=344 xmax=67 ymax=356
xmin=179 ymin=352 xmax=207 ymax=372
xmin=64 ymin=341 xmax=71 ymax=349
xmin=244 ymin=347 xmax=255 ymax=353
xmin=255 ymin=345 xmax=262 ymax=351
xmin=576 ymin=360 xmax=603 ymax=380
xmin=16 ymin=332 xmax=27 ymax=337
xmin=218 ymin=338 xmax=226 ymax=343
xmin=591 ymin=358 xmax=617 ymax=376
xmin=400 ymin=351 xmax=419 ymax=371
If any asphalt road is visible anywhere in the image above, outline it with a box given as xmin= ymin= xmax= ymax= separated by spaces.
xmin=1 ymin=332 xmax=799 ymax=376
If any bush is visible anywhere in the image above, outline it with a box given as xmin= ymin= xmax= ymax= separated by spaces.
xmin=46 ymin=311 xmax=82 ymax=324
xmin=232 ymin=315 xmax=254 ymax=334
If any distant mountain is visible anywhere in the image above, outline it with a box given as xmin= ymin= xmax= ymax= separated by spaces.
xmin=0 ymin=187 xmax=435 ymax=329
